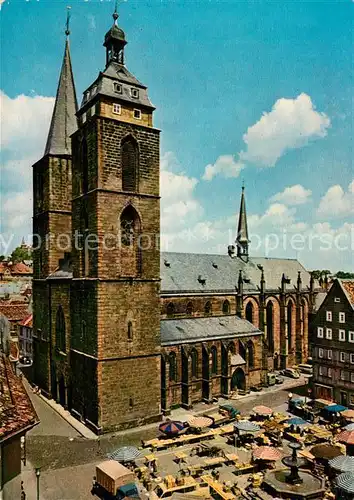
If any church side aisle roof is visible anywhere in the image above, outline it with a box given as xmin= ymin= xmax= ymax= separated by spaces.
xmin=160 ymin=252 xmax=311 ymax=293
xmin=161 ymin=315 xmax=262 ymax=346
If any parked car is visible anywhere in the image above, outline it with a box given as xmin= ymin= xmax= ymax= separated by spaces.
xmin=298 ymin=363 xmax=313 ymax=375
xmin=283 ymin=368 xmax=300 ymax=379
xmin=275 ymin=375 xmax=284 ymax=384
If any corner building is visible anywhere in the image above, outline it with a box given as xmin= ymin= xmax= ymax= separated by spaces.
xmin=32 ymin=13 xmax=321 ymax=433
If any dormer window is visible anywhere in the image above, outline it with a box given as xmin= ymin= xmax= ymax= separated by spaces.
xmin=114 ymin=82 xmax=122 ymax=94
xmin=133 ymin=109 xmax=141 ymax=120
xmin=131 ymin=88 xmax=139 ymax=99
xmin=113 ymin=103 xmax=121 ymax=115
xmin=90 ymin=86 xmax=97 ymax=97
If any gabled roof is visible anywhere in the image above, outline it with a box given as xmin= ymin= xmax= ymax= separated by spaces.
xmin=161 ymin=315 xmax=262 ymax=346
xmin=44 ymin=39 xmax=78 ymax=156
xmin=340 ymin=280 xmax=354 ymax=309
xmin=0 ymin=304 xmax=30 ymax=322
xmin=0 ymin=355 xmax=39 ymax=441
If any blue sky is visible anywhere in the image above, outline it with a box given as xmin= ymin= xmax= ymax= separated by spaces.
xmin=1 ymin=0 xmax=353 ymax=272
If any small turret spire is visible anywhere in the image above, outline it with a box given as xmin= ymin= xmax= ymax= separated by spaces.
xmin=113 ymin=0 xmax=119 ymax=24
xmin=103 ymin=1 xmax=127 ymax=67
xmin=236 ymin=184 xmax=249 ymax=261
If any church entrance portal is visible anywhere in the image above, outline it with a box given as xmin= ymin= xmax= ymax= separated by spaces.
xmin=231 ymin=368 xmax=246 ymax=391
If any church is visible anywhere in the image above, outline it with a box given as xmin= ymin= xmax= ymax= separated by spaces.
xmin=32 ymin=11 xmax=319 ymax=433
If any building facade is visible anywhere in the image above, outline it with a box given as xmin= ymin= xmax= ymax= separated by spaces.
xmin=32 ymin=11 xmax=319 ymax=433
xmin=311 ymin=279 xmax=354 ymax=406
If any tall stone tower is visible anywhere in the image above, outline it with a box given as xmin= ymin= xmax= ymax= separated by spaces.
xmin=32 ymin=24 xmax=78 ymax=394
xmin=69 ymin=9 xmax=161 ymax=432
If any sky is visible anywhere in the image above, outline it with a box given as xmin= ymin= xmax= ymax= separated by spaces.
xmin=0 ymin=0 xmax=353 ymax=272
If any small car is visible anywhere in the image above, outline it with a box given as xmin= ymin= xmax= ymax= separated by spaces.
xmin=275 ymin=376 xmax=284 ymax=384
xmin=283 ymin=368 xmax=300 ymax=379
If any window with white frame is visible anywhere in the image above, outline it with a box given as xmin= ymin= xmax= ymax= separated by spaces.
xmin=339 ymin=329 xmax=346 ymax=342
xmin=317 ymin=327 xmax=324 ymax=338
xmin=326 ymin=328 xmax=332 ymax=340
xmin=334 ymin=297 xmax=340 ymax=303
xmin=328 ymin=349 xmax=332 ymax=360
xmin=339 ymin=312 xmax=346 ymax=323
xmin=328 ymin=367 xmax=332 ymax=378
xmin=131 ymin=88 xmax=139 ymax=99
xmin=133 ymin=109 xmax=142 ymax=120
xmin=351 ymin=373 xmax=354 ymax=383
xmin=112 ymin=103 xmax=121 ymax=115
xmin=340 ymin=352 xmax=346 ymax=362
xmin=341 ymin=370 xmax=345 ymax=380
xmin=319 ymin=366 xmax=324 ymax=376
xmin=319 ymin=348 xmax=324 ymax=358
xmin=113 ymin=82 xmax=122 ymax=94
xmin=351 ymin=353 xmax=354 ymax=364
xmin=326 ymin=311 xmax=332 ymax=322
xmin=350 ymin=332 xmax=354 ymax=343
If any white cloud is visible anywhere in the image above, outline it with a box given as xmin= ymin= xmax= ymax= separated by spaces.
xmin=1 ymin=190 xmax=32 ymax=230
xmin=317 ymin=180 xmax=354 ymax=218
xmin=240 ymin=93 xmax=330 ymax=167
xmin=202 ymin=155 xmax=244 ymax=181
xmin=270 ymin=184 xmax=312 ymax=205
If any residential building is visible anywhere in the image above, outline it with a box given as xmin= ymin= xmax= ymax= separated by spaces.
xmin=311 ymin=279 xmax=354 ymax=406
xmin=18 ymin=314 xmax=33 ymax=361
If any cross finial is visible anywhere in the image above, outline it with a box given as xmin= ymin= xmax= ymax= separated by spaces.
xmin=65 ymin=6 xmax=71 ymax=37
xmin=113 ymin=0 xmax=119 ymax=24
xmin=242 ymin=179 xmax=245 ymax=191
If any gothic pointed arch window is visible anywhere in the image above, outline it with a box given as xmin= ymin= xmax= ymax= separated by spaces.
xmin=222 ymin=300 xmax=230 ymax=314
xmin=169 ymin=352 xmax=177 ymax=382
xmin=248 ymin=341 xmax=255 ymax=369
xmin=120 ymin=205 xmax=142 ymax=276
xmin=266 ymin=301 xmax=274 ymax=354
xmin=211 ymin=346 xmax=218 ymax=375
xmin=245 ymin=302 xmax=254 ymax=324
xmin=82 ymin=138 xmax=88 ymax=193
xmin=287 ymin=301 xmax=294 ymax=350
xmin=238 ymin=340 xmax=246 ymax=363
xmin=204 ymin=301 xmax=212 ymax=316
xmin=56 ymin=306 xmax=66 ymax=352
xmin=121 ymin=135 xmax=139 ymax=192
xmin=127 ymin=321 xmax=133 ymax=341
xmin=191 ymin=349 xmax=198 ymax=378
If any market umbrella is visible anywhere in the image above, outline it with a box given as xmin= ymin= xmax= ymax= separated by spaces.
xmin=324 ymin=404 xmax=348 ymax=413
xmin=310 ymin=444 xmax=344 ymax=460
xmin=253 ymin=446 xmax=283 ymax=461
xmin=159 ymin=420 xmax=185 ymax=436
xmin=335 ymin=472 xmax=354 ymax=493
xmin=253 ymin=405 xmax=273 ymax=417
xmin=337 ymin=430 xmax=354 ymax=445
xmin=234 ymin=420 xmax=260 ymax=433
xmin=108 ymin=446 xmax=141 ymax=463
xmin=342 ymin=409 xmax=354 ymax=420
xmin=188 ymin=416 xmax=213 ymax=429
xmin=286 ymin=417 xmax=309 ymax=427
xmin=329 ymin=455 xmax=354 ymax=473
xmin=344 ymin=423 xmax=354 ymax=431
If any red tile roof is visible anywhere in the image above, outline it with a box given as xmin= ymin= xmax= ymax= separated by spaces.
xmin=19 ymin=314 xmax=33 ymax=328
xmin=0 ymin=304 xmax=30 ymax=322
xmin=0 ymin=355 xmax=39 ymax=441
xmin=341 ymin=280 xmax=354 ymax=307
xmin=10 ymin=262 xmax=32 ymax=275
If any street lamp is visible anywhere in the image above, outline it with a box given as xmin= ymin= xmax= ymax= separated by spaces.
xmin=35 ymin=468 xmax=40 ymax=500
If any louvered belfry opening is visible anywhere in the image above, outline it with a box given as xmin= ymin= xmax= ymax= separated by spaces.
xmin=120 ymin=204 xmax=142 ymax=276
xmin=121 ymin=136 xmax=138 ymax=192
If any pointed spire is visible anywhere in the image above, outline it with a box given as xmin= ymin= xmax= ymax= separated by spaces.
xmin=236 ymin=184 xmax=249 ymax=260
xmin=44 ymin=10 xmax=78 ymax=156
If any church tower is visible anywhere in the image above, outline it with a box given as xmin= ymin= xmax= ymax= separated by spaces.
xmin=69 ymin=9 xmax=161 ymax=431
xmin=236 ymin=185 xmax=249 ymax=261
xmin=32 ymin=17 xmax=77 ymax=393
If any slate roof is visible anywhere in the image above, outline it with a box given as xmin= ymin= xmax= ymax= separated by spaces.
xmin=45 ymin=39 xmax=78 ymax=156
xmin=161 ymin=315 xmax=262 ymax=346
xmin=0 ymin=355 xmax=39 ymax=442
xmin=160 ymin=252 xmax=312 ymax=293
xmin=340 ymin=280 xmax=354 ymax=309
xmin=80 ymin=62 xmax=154 ymax=112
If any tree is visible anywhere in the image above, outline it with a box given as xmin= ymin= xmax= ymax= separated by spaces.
xmin=10 ymin=246 xmax=32 ymax=263
xmin=335 ymin=271 xmax=354 ymax=279
xmin=0 ymin=255 xmax=5 ymax=262
xmin=311 ymin=269 xmax=331 ymax=280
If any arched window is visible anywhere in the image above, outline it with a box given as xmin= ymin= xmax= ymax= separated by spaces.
xmin=222 ymin=300 xmax=230 ymax=314
xmin=169 ymin=352 xmax=177 ymax=382
xmin=211 ymin=346 xmax=218 ymax=375
xmin=287 ymin=301 xmax=293 ymax=350
xmin=186 ymin=301 xmax=193 ymax=315
xmin=204 ymin=301 xmax=212 ymax=315
xmin=266 ymin=301 xmax=274 ymax=353
xmin=120 ymin=205 xmax=141 ymax=276
xmin=167 ymin=302 xmax=175 ymax=317
xmin=56 ymin=306 xmax=66 ymax=352
xmin=122 ymin=136 xmax=139 ymax=192
xmin=82 ymin=138 xmax=88 ymax=193
xmin=120 ymin=205 xmax=139 ymax=247
xmin=191 ymin=349 xmax=198 ymax=378
xmin=128 ymin=321 xmax=133 ymax=340
xmin=245 ymin=302 xmax=254 ymax=324
xmin=238 ymin=340 xmax=246 ymax=362
xmin=248 ymin=341 xmax=255 ymax=369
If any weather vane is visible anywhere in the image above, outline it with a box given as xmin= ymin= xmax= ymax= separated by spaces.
xmin=65 ymin=6 xmax=71 ymax=37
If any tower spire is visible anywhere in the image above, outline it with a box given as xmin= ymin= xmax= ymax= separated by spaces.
xmin=44 ymin=9 xmax=78 ymax=156
xmin=236 ymin=184 xmax=249 ymax=261
xmin=104 ymin=2 xmax=127 ymax=67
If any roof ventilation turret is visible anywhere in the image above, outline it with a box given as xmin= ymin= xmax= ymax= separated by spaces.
xmin=212 ymin=262 xmax=218 ymax=269
xmin=198 ymin=275 xmax=206 ymax=286
xmin=164 ymin=259 xmax=171 ymax=267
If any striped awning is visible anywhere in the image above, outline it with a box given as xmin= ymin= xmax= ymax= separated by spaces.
xmin=235 ymin=420 xmax=260 ymax=433
xmin=108 ymin=446 xmax=141 ymax=463
xmin=329 ymin=455 xmax=354 ymax=473
xmin=336 ymin=472 xmax=354 ymax=493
